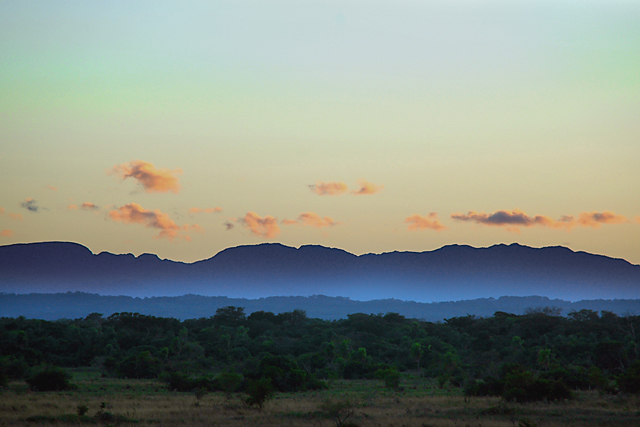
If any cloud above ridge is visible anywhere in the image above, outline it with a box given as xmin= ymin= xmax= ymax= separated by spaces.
xmin=405 ymin=213 xmax=447 ymax=231
xmin=351 ymin=179 xmax=383 ymax=195
xmin=283 ymin=212 xmax=340 ymax=228
xmin=451 ymin=209 xmax=629 ymax=232
xmin=238 ymin=212 xmax=280 ymax=238
xmin=108 ymin=203 xmax=196 ymax=240
xmin=110 ymin=160 xmax=181 ymax=193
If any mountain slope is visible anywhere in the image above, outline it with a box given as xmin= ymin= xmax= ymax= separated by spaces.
xmin=1 ymin=241 xmax=639 ymax=301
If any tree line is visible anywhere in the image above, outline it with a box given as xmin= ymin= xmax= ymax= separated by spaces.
xmin=2 ymin=307 xmax=640 ymax=401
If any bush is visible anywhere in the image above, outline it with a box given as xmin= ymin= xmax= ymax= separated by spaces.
xmin=26 ymin=366 xmax=75 ymax=391
xmin=319 ymin=397 xmax=356 ymax=427
xmin=245 ymin=377 xmax=274 ymax=411
xmin=375 ymin=368 xmax=400 ymax=390
xmin=617 ymin=360 xmax=640 ymax=393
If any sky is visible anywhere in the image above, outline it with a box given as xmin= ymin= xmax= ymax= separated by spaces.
xmin=1 ymin=0 xmax=639 ymax=265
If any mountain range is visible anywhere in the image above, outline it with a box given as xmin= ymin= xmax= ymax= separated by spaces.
xmin=1 ymin=241 xmax=639 ymax=302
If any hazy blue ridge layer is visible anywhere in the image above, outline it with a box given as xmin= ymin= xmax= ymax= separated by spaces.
xmin=1 ymin=292 xmax=639 ymax=321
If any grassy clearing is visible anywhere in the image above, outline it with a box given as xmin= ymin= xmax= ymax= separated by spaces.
xmin=1 ymin=372 xmax=639 ymax=427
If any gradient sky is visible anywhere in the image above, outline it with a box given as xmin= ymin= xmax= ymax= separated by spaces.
xmin=1 ymin=1 xmax=639 ymax=265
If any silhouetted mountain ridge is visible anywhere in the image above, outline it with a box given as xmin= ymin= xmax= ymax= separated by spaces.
xmin=1 ymin=241 xmax=639 ymax=301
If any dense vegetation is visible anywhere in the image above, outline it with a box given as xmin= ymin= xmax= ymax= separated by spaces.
xmin=2 ymin=307 xmax=640 ymax=402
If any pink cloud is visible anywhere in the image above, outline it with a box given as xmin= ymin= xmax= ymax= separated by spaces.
xmin=110 ymin=160 xmax=181 ymax=193
xmin=576 ymin=211 xmax=629 ymax=228
xmin=283 ymin=212 xmax=340 ymax=228
xmin=9 ymin=213 xmax=23 ymax=221
xmin=189 ymin=207 xmax=223 ymax=214
xmin=405 ymin=213 xmax=447 ymax=231
xmin=68 ymin=204 xmax=78 ymax=210
xmin=0 ymin=229 xmax=13 ymax=237
xmin=351 ymin=179 xmax=383 ymax=195
xmin=238 ymin=212 xmax=280 ymax=238
xmin=108 ymin=203 xmax=196 ymax=240
xmin=451 ymin=209 xmax=629 ymax=232
xmin=309 ymin=181 xmax=349 ymax=196
xmin=47 ymin=185 xmax=58 ymax=191
xmin=635 ymin=216 xmax=640 ymax=224
xmin=0 ymin=207 xmax=4 ymax=215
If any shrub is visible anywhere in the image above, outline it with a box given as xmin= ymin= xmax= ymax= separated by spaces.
xmin=245 ymin=377 xmax=274 ymax=411
xmin=617 ymin=360 xmax=640 ymax=393
xmin=375 ymin=368 xmax=400 ymax=390
xmin=319 ymin=397 xmax=356 ymax=427
xmin=26 ymin=366 xmax=75 ymax=391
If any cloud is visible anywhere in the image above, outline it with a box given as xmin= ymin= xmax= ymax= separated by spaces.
xmin=405 ymin=213 xmax=447 ymax=231
xmin=81 ymin=202 xmax=99 ymax=211
xmin=20 ymin=198 xmax=40 ymax=212
xmin=68 ymin=204 xmax=78 ymax=210
xmin=224 ymin=221 xmax=235 ymax=230
xmin=9 ymin=213 xmax=23 ymax=221
xmin=451 ymin=209 xmax=629 ymax=232
xmin=283 ymin=212 xmax=340 ymax=228
xmin=108 ymin=203 xmax=196 ymax=240
xmin=309 ymin=181 xmax=349 ymax=196
xmin=576 ymin=211 xmax=629 ymax=228
xmin=635 ymin=216 xmax=640 ymax=224
xmin=189 ymin=207 xmax=223 ymax=214
xmin=1 ymin=229 xmax=13 ymax=237
xmin=351 ymin=179 xmax=383 ymax=195
xmin=238 ymin=212 xmax=280 ymax=238
xmin=0 ymin=207 xmax=4 ymax=215
xmin=110 ymin=160 xmax=181 ymax=193
xmin=47 ymin=185 xmax=57 ymax=191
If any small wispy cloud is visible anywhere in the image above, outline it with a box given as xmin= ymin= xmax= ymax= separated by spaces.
xmin=109 ymin=160 xmax=181 ymax=193
xmin=238 ymin=212 xmax=280 ymax=238
xmin=189 ymin=207 xmax=223 ymax=214
xmin=405 ymin=213 xmax=447 ymax=231
xmin=224 ymin=221 xmax=235 ymax=230
xmin=351 ymin=179 xmax=383 ymax=195
xmin=108 ymin=203 xmax=196 ymax=240
xmin=47 ymin=185 xmax=58 ymax=191
xmin=283 ymin=212 xmax=340 ymax=228
xmin=308 ymin=181 xmax=349 ymax=196
xmin=20 ymin=198 xmax=40 ymax=212
xmin=81 ymin=202 xmax=99 ymax=211
xmin=9 ymin=213 xmax=23 ymax=221
xmin=575 ymin=211 xmax=629 ymax=228
xmin=68 ymin=204 xmax=78 ymax=210
xmin=0 ymin=229 xmax=13 ymax=237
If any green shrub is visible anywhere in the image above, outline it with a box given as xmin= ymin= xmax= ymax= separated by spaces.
xmin=245 ymin=377 xmax=274 ymax=411
xmin=26 ymin=366 xmax=75 ymax=391
xmin=617 ymin=360 xmax=640 ymax=393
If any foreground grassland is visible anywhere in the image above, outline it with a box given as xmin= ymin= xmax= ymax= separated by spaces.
xmin=1 ymin=372 xmax=640 ymax=427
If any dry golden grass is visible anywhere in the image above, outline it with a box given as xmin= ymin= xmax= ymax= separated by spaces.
xmin=1 ymin=375 xmax=640 ymax=427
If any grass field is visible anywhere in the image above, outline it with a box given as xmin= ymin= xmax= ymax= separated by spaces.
xmin=2 ymin=370 xmax=640 ymax=427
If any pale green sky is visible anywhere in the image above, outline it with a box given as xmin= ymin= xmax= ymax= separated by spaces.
xmin=1 ymin=0 xmax=639 ymax=264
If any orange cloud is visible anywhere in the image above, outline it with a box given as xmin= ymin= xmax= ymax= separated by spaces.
xmin=110 ymin=160 xmax=181 ymax=193
xmin=47 ymin=185 xmax=58 ymax=191
xmin=68 ymin=204 xmax=78 ymax=210
xmin=451 ymin=209 xmax=629 ymax=232
xmin=576 ymin=211 xmax=628 ymax=228
xmin=189 ymin=207 xmax=223 ymax=214
xmin=9 ymin=213 xmax=23 ymax=221
xmin=20 ymin=198 xmax=40 ymax=212
xmin=108 ymin=203 xmax=195 ymax=240
xmin=0 ymin=207 xmax=4 ymax=215
xmin=405 ymin=213 xmax=447 ymax=231
xmin=238 ymin=212 xmax=280 ymax=238
xmin=351 ymin=179 xmax=383 ymax=195
xmin=635 ymin=216 xmax=640 ymax=224
xmin=309 ymin=181 xmax=349 ymax=196
xmin=1 ymin=229 xmax=13 ymax=237
xmin=283 ymin=212 xmax=340 ymax=228
xmin=81 ymin=202 xmax=99 ymax=211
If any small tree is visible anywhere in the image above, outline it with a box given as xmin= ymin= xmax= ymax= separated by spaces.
xmin=245 ymin=377 xmax=274 ymax=411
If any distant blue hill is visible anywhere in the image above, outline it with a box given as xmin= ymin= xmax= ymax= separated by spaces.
xmin=1 ymin=293 xmax=639 ymax=321
xmin=1 ymin=241 xmax=639 ymax=302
